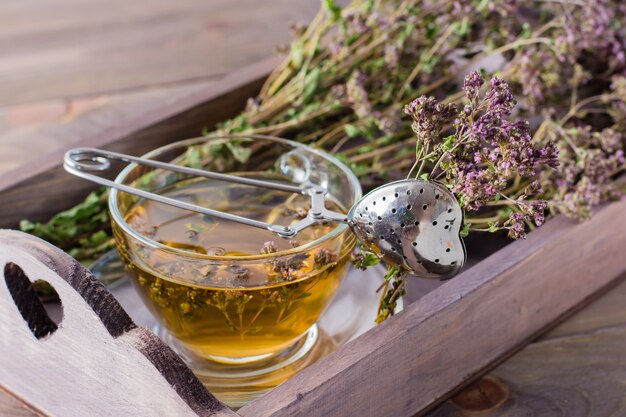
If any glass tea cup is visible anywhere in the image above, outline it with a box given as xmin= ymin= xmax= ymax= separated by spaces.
xmin=109 ymin=135 xmax=361 ymax=372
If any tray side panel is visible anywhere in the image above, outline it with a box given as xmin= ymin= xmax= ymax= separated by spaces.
xmin=0 ymin=60 xmax=273 ymax=228
xmin=239 ymin=198 xmax=626 ymax=417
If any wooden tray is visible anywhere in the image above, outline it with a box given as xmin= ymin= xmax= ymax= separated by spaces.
xmin=0 ymin=60 xmax=624 ymax=417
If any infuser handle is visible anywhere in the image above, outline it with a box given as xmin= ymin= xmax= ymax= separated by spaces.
xmin=63 ymin=147 xmax=346 ymax=238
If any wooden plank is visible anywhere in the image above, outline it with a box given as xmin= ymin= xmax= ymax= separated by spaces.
xmin=0 ymin=80 xmax=238 ymax=174
xmin=0 ymin=57 xmax=274 ymax=228
xmin=541 ymin=274 xmax=626 ymax=341
xmin=238 ymin=198 xmax=626 ymax=417
xmin=0 ymin=230 xmax=238 ymax=417
xmin=0 ymin=0 xmax=317 ymax=106
xmin=0 ymin=0 xmax=321 ymax=176
xmin=428 ymin=275 xmax=626 ymax=416
xmin=0 ymin=386 xmax=41 ymax=417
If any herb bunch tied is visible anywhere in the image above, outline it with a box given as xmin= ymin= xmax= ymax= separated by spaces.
xmin=21 ymin=0 xmax=626 ymax=323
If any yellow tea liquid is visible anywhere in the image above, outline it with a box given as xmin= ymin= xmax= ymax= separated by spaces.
xmin=115 ymin=176 xmax=353 ymax=361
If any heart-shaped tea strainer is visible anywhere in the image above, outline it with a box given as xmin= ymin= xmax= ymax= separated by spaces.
xmin=348 ymin=179 xmax=465 ymax=280
xmin=64 ymin=148 xmax=466 ymax=280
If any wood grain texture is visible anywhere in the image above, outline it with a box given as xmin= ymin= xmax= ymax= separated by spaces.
xmin=0 ymin=230 xmax=237 ymax=417
xmin=0 ymin=386 xmax=41 ymax=417
xmin=0 ymin=0 xmax=320 ymax=175
xmin=238 ymin=198 xmax=626 ymax=417
xmin=0 ymin=57 xmax=272 ymax=228
xmin=0 ymin=0 xmax=317 ymax=106
xmin=429 ymin=274 xmax=626 ymax=417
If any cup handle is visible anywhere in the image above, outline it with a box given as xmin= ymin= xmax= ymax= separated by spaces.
xmin=0 ymin=230 xmax=237 ymax=417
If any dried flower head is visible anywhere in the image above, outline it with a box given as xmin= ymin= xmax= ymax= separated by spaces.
xmin=260 ymin=241 xmax=278 ymax=255
xmin=347 ymin=72 xmax=373 ymax=119
xmin=269 ymin=253 xmax=310 ymax=281
xmin=463 ymin=71 xmax=485 ymax=103
xmin=314 ymin=247 xmax=338 ymax=266
xmin=406 ymin=71 xmax=559 ymax=238
xmin=403 ymin=96 xmax=456 ymax=144
xmin=547 ymin=124 xmax=624 ymax=219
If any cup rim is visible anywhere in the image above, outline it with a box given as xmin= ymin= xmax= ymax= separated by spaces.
xmin=109 ymin=134 xmax=362 ymax=261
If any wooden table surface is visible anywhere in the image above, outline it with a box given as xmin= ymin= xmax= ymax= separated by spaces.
xmin=428 ymin=275 xmax=626 ymax=417
xmin=1 ymin=1 xmax=625 ymax=416
xmin=0 ymin=0 xmax=318 ymax=174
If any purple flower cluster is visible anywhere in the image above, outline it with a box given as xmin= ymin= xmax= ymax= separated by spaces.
xmin=403 ymin=96 xmax=456 ymax=144
xmin=404 ymin=71 xmax=559 ymax=238
xmin=484 ymin=78 xmax=516 ymax=115
xmin=573 ymin=0 xmax=626 ymax=70
xmin=506 ymin=1 xmax=626 ymax=111
xmin=346 ymin=72 xmax=373 ymax=119
xmin=550 ymin=125 xmax=625 ymax=219
xmin=260 ymin=241 xmax=277 ymax=254
xmin=269 ymin=253 xmax=310 ymax=281
xmin=501 ymin=199 xmax=547 ymax=239
xmin=503 ymin=213 xmax=526 ymax=239
xmin=463 ymin=71 xmax=484 ymax=103
xmin=551 ymin=0 xmax=626 ymax=69
xmin=446 ymin=72 xmax=558 ymax=211
xmin=314 ymin=247 xmax=338 ymax=266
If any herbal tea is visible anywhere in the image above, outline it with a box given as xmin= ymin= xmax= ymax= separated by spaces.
xmin=115 ymin=176 xmax=354 ymax=360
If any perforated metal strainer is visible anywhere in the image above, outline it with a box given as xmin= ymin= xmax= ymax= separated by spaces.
xmin=64 ymin=147 xmax=466 ymax=280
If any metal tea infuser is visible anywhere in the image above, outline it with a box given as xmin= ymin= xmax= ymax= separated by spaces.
xmin=64 ymin=147 xmax=466 ymax=280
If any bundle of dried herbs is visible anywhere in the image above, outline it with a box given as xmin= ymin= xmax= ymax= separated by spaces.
xmin=22 ymin=0 xmax=626 ymax=320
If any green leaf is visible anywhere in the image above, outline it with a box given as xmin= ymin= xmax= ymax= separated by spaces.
xmin=226 ymin=141 xmax=252 ymax=163
xmin=135 ymin=170 xmax=158 ymax=191
xmin=350 ymin=162 xmax=369 ymax=176
xmin=476 ymin=0 xmax=490 ymax=13
xmin=352 ymin=251 xmax=381 ymax=270
xmin=420 ymin=173 xmax=430 ymax=180
xmin=323 ymin=0 xmax=342 ymax=21
xmin=19 ymin=191 xmax=108 ymax=247
xmin=19 ymin=219 xmax=35 ymax=233
xmin=363 ymin=57 xmax=386 ymax=73
xmin=344 ymin=124 xmax=360 ymax=138
xmin=442 ymin=135 xmax=456 ymax=151
xmin=488 ymin=222 xmax=500 ymax=233
xmin=362 ymin=253 xmax=380 ymax=267
xmin=455 ymin=18 xmax=470 ymax=36
xmin=399 ymin=22 xmax=416 ymax=43
xmin=88 ymin=230 xmax=109 ymax=245
xmin=201 ymin=142 xmax=224 ymax=157
xmin=302 ymin=67 xmax=321 ymax=102
xmin=460 ymin=222 xmax=470 ymax=237
xmin=334 ymin=152 xmax=351 ymax=166
xmin=184 ymin=146 xmax=203 ymax=168
xmin=520 ymin=22 xmax=532 ymax=39
xmin=384 ymin=265 xmax=401 ymax=281
xmin=423 ymin=55 xmax=441 ymax=74
xmin=425 ymin=16 xmax=438 ymax=40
